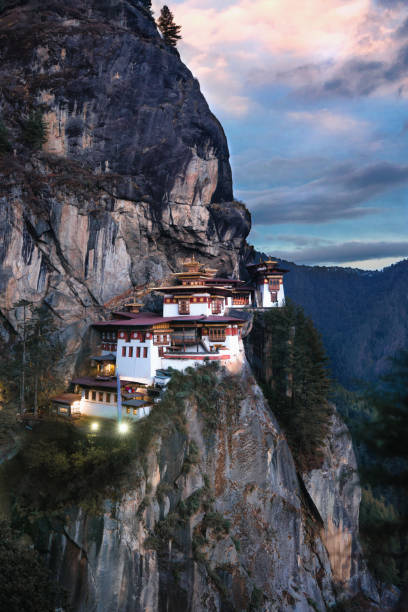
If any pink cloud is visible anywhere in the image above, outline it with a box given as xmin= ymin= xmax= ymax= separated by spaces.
xmin=152 ymin=0 xmax=408 ymax=113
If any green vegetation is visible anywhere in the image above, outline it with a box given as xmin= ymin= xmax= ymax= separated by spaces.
xmin=202 ymin=511 xmax=230 ymax=536
xmin=255 ymin=302 xmax=332 ymax=471
xmin=157 ymin=5 xmax=182 ymax=47
xmin=358 ymin=351 xmax=408 ymax=587
xmin=6 ymin=362 xmax=237 ymax=518
xmin=6 ymin=419 xmax=139 ymax=520
xmin=333 ymin=352 xmax=408 ymax=587
xmin=22 ymin=110 xmax=48 ymax=149
xmin=0 ymin=305 xmax=63 ymax=414
xmin=0 ymin=519 xmax=65 ymax=612
xmin=359 ymin=487 xmax=400 ymax=584
xmin=0 ymin=119 xmax=11 ymax=153
xmin=181 ymin=439 xmax=200 ymax=474
xmin=248 ymin=586 xmax=264 ymax=611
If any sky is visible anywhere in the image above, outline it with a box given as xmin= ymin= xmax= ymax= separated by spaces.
xmin=152 ymin=0 xmax=408 ymax=269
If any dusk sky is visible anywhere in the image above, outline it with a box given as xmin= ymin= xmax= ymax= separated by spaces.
xmin=153 ymin=0 xmax=408 ymax=269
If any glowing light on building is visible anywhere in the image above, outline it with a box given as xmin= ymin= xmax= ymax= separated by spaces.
xmin=91 ymin=422 xmax=99 ymax=431
xmin=118 ymin=422 xmax=129 ymax=434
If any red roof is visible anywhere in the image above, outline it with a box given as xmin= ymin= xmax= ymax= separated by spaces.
xmin=51 ymin=393 xmax=81 ymax=405
xmin=72 ymin=377 xmax=135 ymax=389
xmin=93 ymin=313 xmax=170 ymax=327
xmin=93 ymin=313 xmax=244 ymax=328
xmin=201 ymin=316 xmax=244 ymax=323
xmin=110 ymin=311 xmax=143 ymax=319
xmin=203 ymin=277 xmax=244 ymax=284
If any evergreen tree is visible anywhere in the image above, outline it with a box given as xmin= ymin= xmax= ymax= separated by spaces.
xmin=157 ymin=5 xmax=181 ymax=47
xmin=257 ymin=302 xmax=332 ymax=471
xmin=0 ymin=119 xmax=11 ymax=153
xmin=0 ymin=520 xmax=63 ymax=611
xmin=359 ymin=351 xmax=408 ymax=602
xmin=0 ymin=305 xmax=63 ymax=414
xmin=22 ymin=110 xmax=48 ymax=150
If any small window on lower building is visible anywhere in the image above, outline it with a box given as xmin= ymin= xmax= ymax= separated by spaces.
xmin=122 ymin=346 xmax=126 ymax=357
xmin=98 ymin=392 xmax=104 ymax=402
xmin=126 ymin=407 xmax=130 ymax=414
xmin=114 ymin=394 xmax=118 ymax=403
xmin=85 ymin=390 xmax=89 ymax=400
xmin=106 ymin=393 xmax=111 ymax=403
xmin=133 ymin=408 xmax=138 ymax=415
xmin=128 ymin=346 xmax=133 ymax=358
xmin=91 ymin=391 xmax=96 ymax=401
xmin=143 ymin=347 xmax=148 ymax=358
xmin=136 ymin=347 xmax=141 ymax=358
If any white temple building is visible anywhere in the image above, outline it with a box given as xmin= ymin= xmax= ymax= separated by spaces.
xmin=51 ymin=257 xmax=288 ymax=421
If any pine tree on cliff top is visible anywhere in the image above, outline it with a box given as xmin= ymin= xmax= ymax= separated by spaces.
xmin=157 ymin=5 xmax=182 ymax=47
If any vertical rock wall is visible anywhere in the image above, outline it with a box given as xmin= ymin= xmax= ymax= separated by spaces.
xmin=0 ymin=0 xmax=250 ymax=360
xmin=45 ymin=367 xmax=379 ymax=611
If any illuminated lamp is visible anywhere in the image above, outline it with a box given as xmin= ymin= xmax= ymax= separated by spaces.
xmin=91 ymin=422 xmax=99 ymax=431
xmin=118 ymin=422 xmax=129 ymax=434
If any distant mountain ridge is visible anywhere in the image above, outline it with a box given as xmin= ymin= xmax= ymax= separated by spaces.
xmin=258 ymin=256 xmax=408 ymax=387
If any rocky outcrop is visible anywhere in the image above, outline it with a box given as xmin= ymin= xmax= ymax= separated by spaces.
xmin=0 ymin=0 xmax=250 ymax=356
xmin=44 ymin=367 xmax=377 ymax=611
xmin=302 ymin=412 xmax=379 ymax=605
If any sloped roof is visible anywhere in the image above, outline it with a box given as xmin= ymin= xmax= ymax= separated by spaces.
xmin=93 ymin=313 xmax=244 ymax=327
xmin=51 ymin=393 xmax=81 ymax=405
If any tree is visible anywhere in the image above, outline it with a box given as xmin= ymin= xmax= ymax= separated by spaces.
xmin=0 ymin=304 xmax=63 ymax=414
xmin=0 ymin=520 xmax=63 ymax=612
xmin=359 ymin=350 xmax=408 ymax=604
xmin=0 ymin=119 xmax=11 ymax=153
xmin=157 ymin=5 xmax=181 ymax=47
xmin=256 ymin=302 xmax=332 ymax=472
xmin=22 ymin=110 xmax=48 ymax=150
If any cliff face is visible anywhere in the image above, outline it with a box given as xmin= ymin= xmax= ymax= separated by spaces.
xmin=0 ymin=0 xmax=250 ymax=349
xmin=44 ymin=367 xmax=378 ymax=612
xmin=302 ymin=413 xmax=378 ymax=600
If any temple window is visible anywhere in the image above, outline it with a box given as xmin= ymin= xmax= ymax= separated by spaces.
xmin=269 ymin=279 xmax=280 ymax=290
xmin=106 ymin=393 xmax=111 ymax=403
xmin=129 ymin=346 xmax=133 ymax=358
xmin=211 ymin=299 xmax=223 ymax=314
xmin=270 ymin=291 xmax=278 ymax=303
xmin=98 ymin=392 xmax=104 ymax=402
xmin=209 ymin=327 xmax=226 ymax=341
xmin=143 ymin=347 xmax=148 ymax=358
xmin=178 ymin=299 xmax=190 ymax=314
xmin=136 ymin=347 xmax=141 ymax=358
xmin=122 ymin=346 xmax=126 ymax=357
xmin=232 ymin=295 xmax=248 ymax=305
xmin=85 ymin=390 xmax=89 ymax=400
xmin=91 ymin=391 xmax=96 ymax=401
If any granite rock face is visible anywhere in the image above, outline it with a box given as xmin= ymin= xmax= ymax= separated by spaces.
xmin=46 ymin=368 xmax=379 ymax=611
xmin=302 ymin=412 xmax=379 ymax=605
xmin=0 ymin=0 xmax=250 ymax=356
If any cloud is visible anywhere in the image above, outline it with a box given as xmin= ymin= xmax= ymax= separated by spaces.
xmin=286 ymin=109 xmax=370 ymax=133
xmin=266 ymin=240 xmax=408 ymax=264
xmin=239 ymin=161 xmax=408 ymax=224
xmin=153 ymin=0 xmax=408 ymax=112
xmin=270 ymin=234 xmax=332 ymax=247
